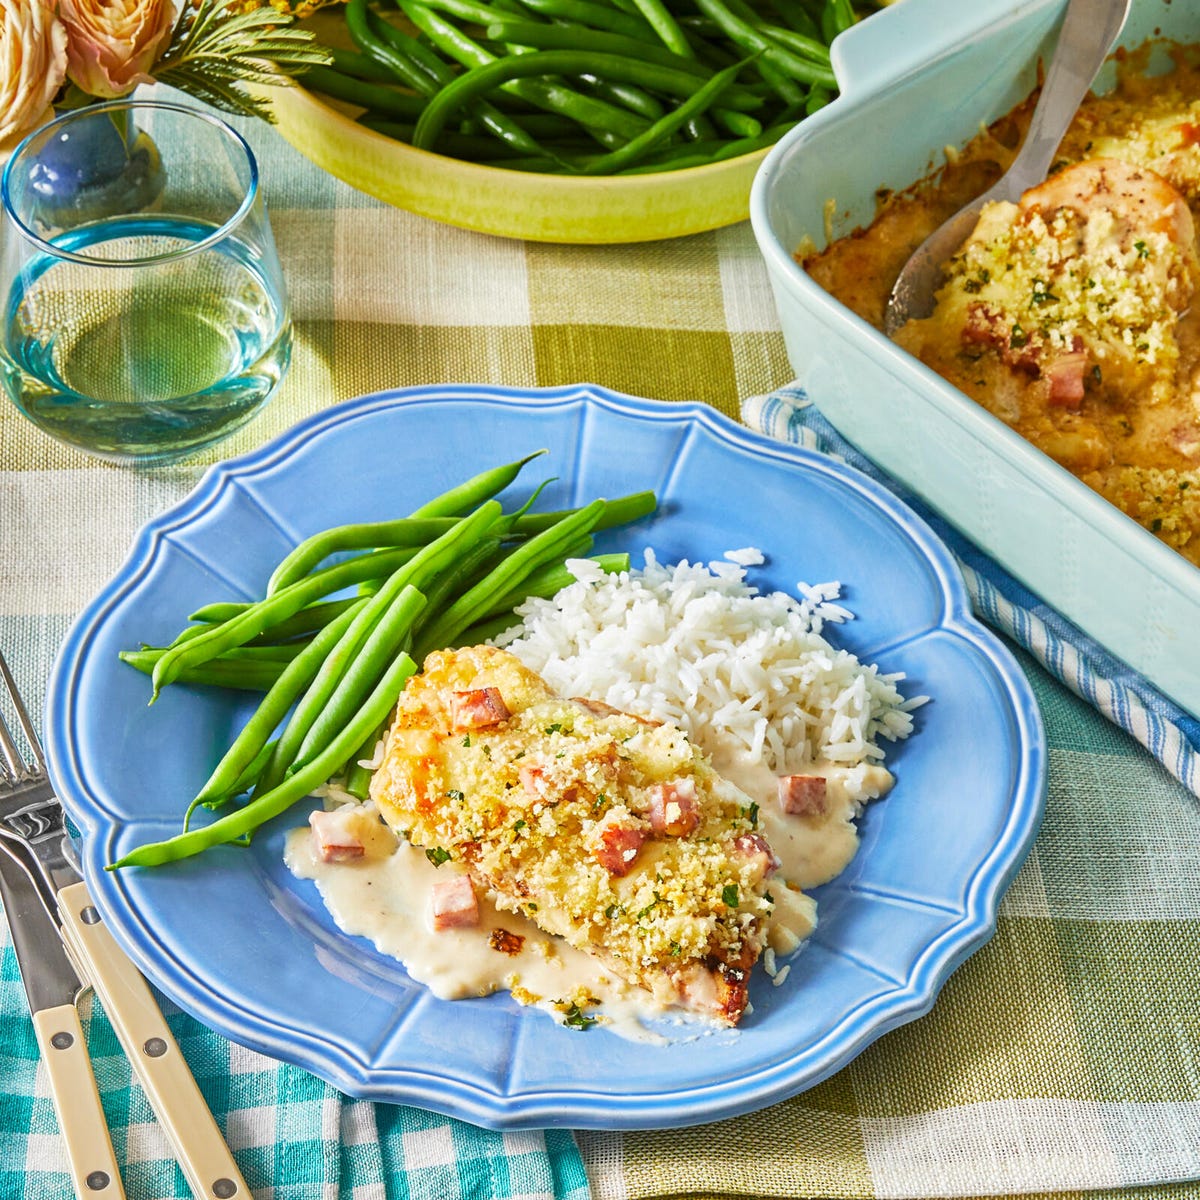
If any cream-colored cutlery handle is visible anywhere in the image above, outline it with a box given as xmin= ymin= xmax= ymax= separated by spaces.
xmin=32 ymin=1003 xmax=125 ymax=1200
xmin=58 ymin=881 xmax=249 ymax=1200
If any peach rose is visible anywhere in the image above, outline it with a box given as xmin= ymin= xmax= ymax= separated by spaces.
xmin=0 ymin=0 xmax=69 ymax=153
xmin=59 ymin=0 xmax=177 ymax=100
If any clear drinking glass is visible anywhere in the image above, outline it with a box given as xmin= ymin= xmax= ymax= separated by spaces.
xmin=0 ymin=101 xmax=292 ymax=463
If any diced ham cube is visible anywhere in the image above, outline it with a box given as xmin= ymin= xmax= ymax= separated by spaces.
xmin=309 ymin=807 xmax=366 ymax=864
xmin=451 ymin=687 xmax=510 ymax=730
xmin=517 ymin=763 xmax=577 ymax=805
xmin=519 ymin=763 xmax=548 ymax=798
xmin=1046 ymin=351 xmax=1088 ymax=408
xmin=647 ymin=779 xmax=700 ymax=836
xmin=962 ymin=302 xmax=1005 ymax=349
xmin=731 ymin=833 xmax=781 ymax=882
xmin=962 ymin=303 xmax=1040 ymax=373
xmin=430 ymin=874 xmax=479 ymax=930
xmin=1169 ymin=421 xmax=1200 ymax=458
xmin=595 ymin=825 xmax=646 ymax=876
xmin=778 ymin=774 xmax=827 ymax=817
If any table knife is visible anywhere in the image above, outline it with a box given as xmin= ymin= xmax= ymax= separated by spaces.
xmin=3 ymin=820 xmax=248 ymax=1199
xmin=0 ymin=845 xmax=125 ymax=1200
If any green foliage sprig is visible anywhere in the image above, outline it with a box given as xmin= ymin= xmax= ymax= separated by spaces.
xmin=153 ymin=0 xmax=332 ymax=122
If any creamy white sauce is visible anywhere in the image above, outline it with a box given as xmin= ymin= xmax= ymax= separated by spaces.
xmin=285 ymin=823 xmax=681 ymax=1041
xmin=716 ymin=753 xmax=894 ymax=889
xmin=285 ymin=756 xmax=893 ymax=1040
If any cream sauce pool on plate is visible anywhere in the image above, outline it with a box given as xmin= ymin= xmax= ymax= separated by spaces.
xmin=284 ymin=757 xmax=893 ymax=1038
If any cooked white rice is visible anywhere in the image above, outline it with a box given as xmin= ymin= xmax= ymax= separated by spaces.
xmin=494 ymin=548 xmax=924 ymax=775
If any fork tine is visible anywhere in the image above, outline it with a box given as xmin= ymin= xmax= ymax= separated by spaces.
xmin=0 ymin=651 xmax=44 ymax=774
xmin=0 ymin=707 xmax=23 ymax=781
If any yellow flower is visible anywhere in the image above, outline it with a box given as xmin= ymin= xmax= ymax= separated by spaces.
xmin=58 ymin=0 xmax=178 ymax=100
xmin=235 ymin=0 xmax=343 ymax=14
xmin=0 ymin=0 xmax=68 ymax=153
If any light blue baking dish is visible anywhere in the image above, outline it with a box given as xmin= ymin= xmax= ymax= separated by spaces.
xmin=751 ymin=0 xmax=1200 ymax=720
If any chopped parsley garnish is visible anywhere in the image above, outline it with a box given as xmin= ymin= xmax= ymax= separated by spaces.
xmin=562 ymin=1003 xmax=597 ymax=1030
xmin=1030 ymin=278 xmax=1056 ymax=305
xmin=545 ymin=722 xmax=563 ymax=735
xmin=1009 ymin=323 xmax=1028 ymax=348
xmin=1135 ymin=240 xmax=1149 ymax=258
xmin=722 ymin=884 xmax=740 ymax=908
xmin=962 ymin=268 xmax=990 ymax=294
xmin=604 ymin=903 xmax=622 ymax=919
xmin=764 ymin=891 xmax=775 ymax=905
xmin=512 ymin=819 xmax=527 ymax=833
xmin=635 ymin=892 xmax=661 ymax=920
xmin=668 ymin=940 xmax=682 ymax=957
xmin=446 ymin=789 xmax=465 ymax=803
xmin=425 ymin=847 xmax=451 ymax=867
xmin=592 ymin=793 xmax=609 ymax=813
xmin=482 ymin=744 xmax=492 ymax=758
xmin=745 ymin=802 xmax=759 ymax=829
xmin=461 ymin=734 xmax=471 ymax=747
xmin=1151 ymin=517 xmax=1163 ymax=532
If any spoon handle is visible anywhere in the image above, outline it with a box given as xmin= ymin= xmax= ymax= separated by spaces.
xmin=1005 ymin=0 xmax=1132 ymax=194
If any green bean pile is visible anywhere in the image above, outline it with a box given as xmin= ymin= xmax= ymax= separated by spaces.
xmin=112 ymin=451 xmax=656 ymax=869
xmin=301 ymin=0 xmax=877 ymax=174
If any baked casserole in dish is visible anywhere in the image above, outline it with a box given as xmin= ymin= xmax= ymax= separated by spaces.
xmin=751 ymin=0 xmax=1200 ymax=718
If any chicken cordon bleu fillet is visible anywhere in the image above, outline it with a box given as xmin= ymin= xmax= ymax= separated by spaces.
xmin=368 ymin=644 xmax=780 ymax=1025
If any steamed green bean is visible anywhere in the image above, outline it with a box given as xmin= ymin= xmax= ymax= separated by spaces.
xmin=116 ymin=454 xmax=659 ymax=870
xmin=299 ymin=0 xmax=876 ymax=174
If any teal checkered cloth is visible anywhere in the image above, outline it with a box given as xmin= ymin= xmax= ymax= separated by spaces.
xmin=0 ymin=957 xmax=589 ymax=1200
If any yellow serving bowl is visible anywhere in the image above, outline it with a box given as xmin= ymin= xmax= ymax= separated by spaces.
xmin=264 ymin=79 xmax=770 ymax=243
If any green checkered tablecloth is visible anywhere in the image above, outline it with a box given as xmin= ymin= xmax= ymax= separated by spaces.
xmin=3 ymin=93 xmax=1200 ymax=1200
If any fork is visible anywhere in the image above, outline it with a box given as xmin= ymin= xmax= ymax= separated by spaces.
xmin=0 ymin=650 xmax=249 ymax=1200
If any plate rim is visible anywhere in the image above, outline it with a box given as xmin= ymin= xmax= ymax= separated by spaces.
xmin=45 ymin=382 xmax=1048 ymax=1128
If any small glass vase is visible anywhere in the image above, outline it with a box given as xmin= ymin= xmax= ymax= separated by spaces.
xmin=33 ymin=103 xmax=165 ymax=232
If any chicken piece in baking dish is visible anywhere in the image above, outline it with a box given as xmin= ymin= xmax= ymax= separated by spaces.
xmin=896 ymin=157 xmax=1199 ymax=426
xmin=369 ymin=644 xmax=777 ymax=1025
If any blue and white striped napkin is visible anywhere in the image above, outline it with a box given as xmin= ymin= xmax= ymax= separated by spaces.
xmin=744 ymin=383 xmax=1200 ymax=799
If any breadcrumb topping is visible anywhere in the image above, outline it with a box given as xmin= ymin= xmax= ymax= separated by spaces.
xmin=370 ymin=645 xmax=775 ymax=1022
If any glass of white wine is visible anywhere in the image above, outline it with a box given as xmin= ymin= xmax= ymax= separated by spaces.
xmin=1 ymin=100 xmax=292 ymax=463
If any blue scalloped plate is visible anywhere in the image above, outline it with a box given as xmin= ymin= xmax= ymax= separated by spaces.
xmin=45 ymin=384 xmax=1046 ymax=1130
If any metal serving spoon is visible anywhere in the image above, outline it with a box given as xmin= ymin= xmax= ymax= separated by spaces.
xmin=882 ymin=0 xmax=1132 ymax=336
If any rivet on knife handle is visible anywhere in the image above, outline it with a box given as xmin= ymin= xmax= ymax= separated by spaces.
xmin=58 ymin=881 xmax=249 ymax=1200
xmin=31 ymin=1003 xmax=125 ymax=1200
